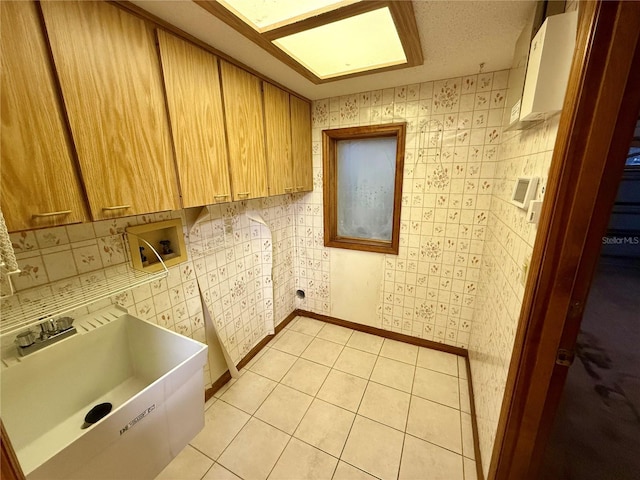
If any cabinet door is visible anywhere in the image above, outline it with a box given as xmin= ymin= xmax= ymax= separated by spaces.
xmin=220 ymin=61 xmax=267 ymax=201
xmin=157 ymin=30 xmax=231 ymax=207
xmin=40 ymin=1 xmax=179 ymax=220
xmin=1 ymin=1 xmax=87 ymax=232
xmin=263 ymin=83 xmax=293 ymax=196
xmin=290 ymin=96 xmax=313 ymax=192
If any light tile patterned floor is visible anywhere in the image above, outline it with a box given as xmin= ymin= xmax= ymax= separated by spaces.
xmin=156 ymin=316 xmax=478 ymax=480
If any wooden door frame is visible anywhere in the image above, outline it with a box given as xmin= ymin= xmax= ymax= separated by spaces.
xmin=490 ymin=1 xmax=640 ymax=479
xmin=1 ymin=420 xmax=25 ymax=480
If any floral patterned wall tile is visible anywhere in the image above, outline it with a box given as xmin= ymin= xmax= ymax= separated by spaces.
xmin=306 ymin=69 xmax=511 ymax=348
xmin=3 ymin=194 xmax=299 ymax=389
xmin=469 ymin=114 xmax=561 ymax=477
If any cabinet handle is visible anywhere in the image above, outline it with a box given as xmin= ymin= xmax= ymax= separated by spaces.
xmin=237 ymin=192 xmax=250 ymax=197
xmin=32 ymin=210 xmax=71 ymax=218
xmin=102 ymin=205 xmax=131 ymax=211
xmin=284 ymin=187 xmax=294 ymax=192
xmin=214 ymin=194 xmax=229 ymax=199
xmin=296 ymin=186 xmax=305 ymax=191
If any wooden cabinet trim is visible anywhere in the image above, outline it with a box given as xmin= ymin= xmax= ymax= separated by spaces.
xmin=1 ymin=0 xmax=88 ymax=232
xmin=263 ymin=82 xmax=293 ymax=196
xmin=290 ymin=95 xmax=313 ymax=192
xmin=156 ymin=29 xmax=232 ymax=208
xmin=219 ymin=61 xmax=268 ymax=201
xmin=112 ymin=0 xmax=311 ymax=103
xmin=40 ymin=0 xmax=180 ymax=220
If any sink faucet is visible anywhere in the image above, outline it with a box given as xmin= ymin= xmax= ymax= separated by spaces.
xmin=39 ymin=318 xmax=57 ymax=340
xmin=15 ymin=317 xmax=77 ymax=357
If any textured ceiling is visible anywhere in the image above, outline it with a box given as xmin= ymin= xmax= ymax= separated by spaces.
xmin=131 ymin=0 xmax=536 ymax=100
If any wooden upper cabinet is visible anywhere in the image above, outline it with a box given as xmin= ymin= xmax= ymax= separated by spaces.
xmin=39 ymin=1 xmax=179 ymax=220
xmin=263 ymin=83 xmax=293 ymax=196
xmin=157 ymin=30 xmax=231 ymax=207
xmin=1 ymin=1 xmax=87 ymax=232
xmin=219 ymin=61 xmax=268 ymax=201
xmin=290 ymin=95 xmax=313 ymax=192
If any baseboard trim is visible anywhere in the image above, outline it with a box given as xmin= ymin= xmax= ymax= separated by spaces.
xmin=295 ymin=309 xmax=468 ymax=357
xmin=275 ymin=309 xmax=299 ymax=334
xmin=203 ymin=310 xmax=299 ymax=401
xmin=204 ymin=370 xmax=231 ymax=402
xmin=465 ymin=356 xmax=484 ymax=480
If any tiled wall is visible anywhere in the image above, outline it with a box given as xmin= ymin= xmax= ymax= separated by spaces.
xmin=192 ymin=199 xmax=296 ymax=364
xmin=292 ymin=191 xmax=332 ymax=315
xmin=468 ymin=115 xmax=560 ymax=476
xmin=301 ymin=70 xmax=509 ymax=348
xmin=3 ymin=70 xmax=513 ymax=370
xmin=4 ymin=67 xmax=566 ymax=479
xmin=3 ymin=196 xmax=298 ymax=387
xmin=467 ymin=2 xmax=579 ymax=474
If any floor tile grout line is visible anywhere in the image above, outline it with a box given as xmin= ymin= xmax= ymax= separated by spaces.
xmin=396 ymin=349 xmax=421 ymax=480
xmin=300 ymin=335 xmax=349 ymax=368
xmin=218 ymin=380 xmax=305 ymax=480
xmin=264 ymin=429 xmax=295 ymax=480
xmin=210 ymin=318 xmax=470 ymax=480
xmin=371 ymin=369 xmax=459 ymax=403
xmin=314 ymin=327 xmax=369 ymax=463
xmin=334 ymin=379 xmax=368 ymax=462
xmin=380 ymin=337 xmax=420 ymax=367
xmin=254 ymin=324 xmax=354 ymax=480
xmin=458 ymin=357 xmax=466 ymax=463
xmin=462 ymin=452 xmax=471 ymax=480
xmin=243 ymin=349 xmax=302 ymax=415
xmin=316 ymin=322 xmax=355 ymax=346
xmin=198 ymin=458 xmax=216 ymax=480
xmin=193 ymin=404 xmax=466 ymax=479
xmin=215 ymin=325 xmax=350 ymax=478
xmin=287 ymin=336 xmax=360 ymax=462
xmin=412 ymin=370 xmax=463 ymax=410
xmin=370 ymin=355 xmax=416 ymax=395
xmin=259 ymin=342 xmax=465 ymax=413
xmin=215 ymin=462 xmax=243 ymax=480
xmin=415 ymin=362 xmax=461 ymax=379
xmin=404 ymin=430 xmax=467 ymax=458
xmin=248 ymin=347 xmax=300 ymax=382
xmin=378 ymin=352 xmax=419 ymax=366
xmin=345 ymin=330 xmax=385 ymax=356
xmin=231 ymin=334 xmax=462 ymax=404
xmin=336 ymin=458 xmax=384 ymax=480
xmin=207 ymin=406 xmax=251 ymax=479
xmin=189 ymin=442 xmax=217 ymax=463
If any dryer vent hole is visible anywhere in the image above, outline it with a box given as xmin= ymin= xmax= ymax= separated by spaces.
xmin=295 ymin=290 xmax=305 ymax=299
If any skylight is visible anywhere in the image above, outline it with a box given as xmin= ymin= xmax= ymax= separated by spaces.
xmin=217 ymin=0 xmax=359 ymax=32
xmin=272 ymin=7 xmax=407 ymax=79
xmin=199 ymin=0 xmax=423 ymax=83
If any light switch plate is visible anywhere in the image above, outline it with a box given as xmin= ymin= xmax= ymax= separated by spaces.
xmin=527 ymin=200 xmax=543 ymax=225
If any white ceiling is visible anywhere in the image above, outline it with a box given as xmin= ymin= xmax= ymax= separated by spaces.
xmin=131 ymin=0 xmax=536 ymax=100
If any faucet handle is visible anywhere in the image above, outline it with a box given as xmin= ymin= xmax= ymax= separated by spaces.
xmin=55 ymin=317 xmax=74 ymax=331
xmin=40 ymin=319 xmax=57 ymax=337
xmin=15 ymin=330 xmax=36 ymax=347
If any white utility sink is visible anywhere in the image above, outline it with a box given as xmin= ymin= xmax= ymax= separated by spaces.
xmin=0 ymin=306 xmax=208 ymax=479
